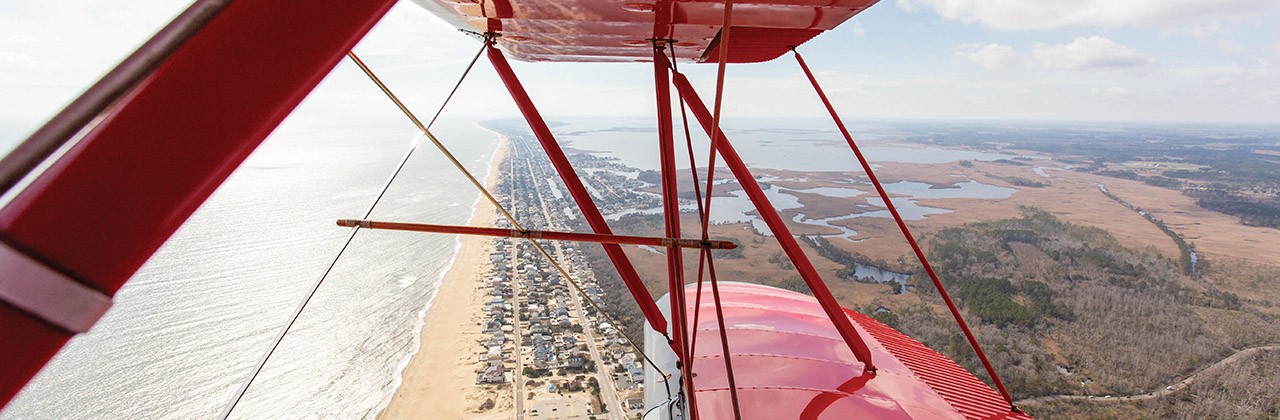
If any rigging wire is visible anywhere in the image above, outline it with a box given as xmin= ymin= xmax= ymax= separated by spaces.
xmin=655 ymin=41 xmax=702 ymax=420
xmin=690 ymin=0 xmax=747 ymax=415
xmin=790 ymin=48 xmax=1017 ymax=407
xmin=668 ymin=43 xmax=720 ymax=383
xmin=697 ymin=0 xmax=735 ymax=242
xmin=215 ymin=44 xmax=483 ymax=417
xmin=669 ymin=45 xmax=710 ymax=361
xmin=219 ymin=139 xmax=418 ymax=420
xmin=426 ymin=42 xmax=486 ymax=130
xmin=345 ymin=46 xmax=670 ymax=380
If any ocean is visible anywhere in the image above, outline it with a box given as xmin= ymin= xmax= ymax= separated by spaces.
xmin=1 ymin=116 xmax=499 ymax=419
xmin=2 ymin=116 xmax=1020 ymax=419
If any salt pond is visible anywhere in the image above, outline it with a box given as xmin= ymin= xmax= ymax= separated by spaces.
xmin=570 ymin=118 xmax=1020 ymax=240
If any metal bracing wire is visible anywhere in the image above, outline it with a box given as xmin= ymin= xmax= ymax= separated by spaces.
xmin=672 ymin=12 xmax=746 ymax=414
xmin=791 ymin=48 xmax=1017 ymax=409
xmin=345 ymin=46 xmax=670 ymax=380
xmin=221 ymin=42 xmax=666 ymax=419
xmin=214 ymin=43 xmax=484 ymax=420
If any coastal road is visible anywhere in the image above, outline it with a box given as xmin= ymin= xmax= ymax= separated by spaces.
xmin=521 ymin=145 xmax=627 ymax=419
xmin=561 ymin=262 xmax=626 ymax=420
xmin=1016 ymin=344 xmax=1280 ymax=406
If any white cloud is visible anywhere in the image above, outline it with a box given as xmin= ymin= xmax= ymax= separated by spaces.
xmin=1091 ymin=86 xmax=1136 ymax=98
xmin=1210 ymin=60 xmax=1275 ymax=86
xmin=850 ymin=20 xmax=866 ymax=37
xmin=953 ymin=43 xmax=1023 ymax=70
xmin=1216 ymin=40 xmax=1246 ymax=56
xmin=895 ymin=0 xmax=1280 ymax=31
xmin=1032 ymin=36 xmax=1153 ymax=71
xmin=0 ymin=51 xmax=51 ymax=70
xmin=1200 ymin=60 xmax=1279 ymax=106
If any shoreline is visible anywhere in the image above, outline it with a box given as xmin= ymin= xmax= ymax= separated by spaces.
xmin=378 ymin=130 xmax=510 ymax=419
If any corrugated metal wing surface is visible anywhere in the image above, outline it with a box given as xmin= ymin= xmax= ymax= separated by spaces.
xmin=411 ymin=0 xmax=877 ymax=63
xmin=681 ymin=282 xmax=1031 ymax=419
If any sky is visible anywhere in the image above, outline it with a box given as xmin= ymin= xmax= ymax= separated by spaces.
xmin=2 ymin=0 xmax=1279 ymax=149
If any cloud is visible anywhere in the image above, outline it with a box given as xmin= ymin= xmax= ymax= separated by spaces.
xmin=1201 ymin=60 xmax=1278 ymax=106
xmin=1032 ymin=36 xmax=1153 ymax=71
xmin=1216 ymin=40 xmax=1246 ymax=56
xmin=0 ymin=51 xmax=51 ymax=70
xmin=1091 ymin=86 xmax=1136 ymax=99
xmin=953 ymin=43 xmax=1023 ymax=70
xmin=850 ymin=20 xmax=866 ymax=37
xmin=1213 ymin=60 xmax=1275 ymax=84
xmin=895 ymin=0 xmax=1280 ymax=31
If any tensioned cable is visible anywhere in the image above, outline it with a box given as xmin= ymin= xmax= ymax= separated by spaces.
xmin=654 ymin=42 xmax=705 ymax=420
xmin=426 ymin=42 xmax=486 ymax=130
xmin=220 ymin=44 xmax=494 ymax=419
xmin=219 ymin=135 xmax=419 ymax=420
xmin=790 ymin=48 xmax=1015 ymax=407
xmin=669 ymin=45 xmax=710 ymax=356
xmin=687 ymin=1 xmax=746 ymax=414
xmin=697 ymin=0 xmax=735 ymax=243
xmin=665 ymin=36 xmax=741 ymax=420
xmin=215 ymin=47 xmax=490 ymax=420
xmin=668 ymin=44 xmax=722 ymax=382
xmin=345 ymin=47 xmax=669 ymax=379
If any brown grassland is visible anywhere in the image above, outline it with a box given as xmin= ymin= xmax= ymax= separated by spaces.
xmin=582 ymin=149 xmax=1280 ymax=418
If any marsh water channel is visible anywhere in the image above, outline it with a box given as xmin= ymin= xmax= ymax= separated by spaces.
xmin=542 ymin=118 xmax=1027 ymax=295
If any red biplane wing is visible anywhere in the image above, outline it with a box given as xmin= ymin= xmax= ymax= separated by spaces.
xmin=649 ymin=283 xmax=1031 ymax=419
xmin=411 ymin=0 xmax=878 ymax=63
xmin=0 ymin=1 xmax=1029 ymax=418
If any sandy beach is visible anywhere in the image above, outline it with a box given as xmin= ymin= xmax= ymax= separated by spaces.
xmin=380 ymin=135 xmax=511 ymax=419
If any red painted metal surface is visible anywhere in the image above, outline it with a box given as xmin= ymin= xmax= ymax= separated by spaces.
xmin=486 ymin=45 xmax=671 ymax=338
xmin=793 ymin=50 xmax=1016 ymax=405
xmin=703 ymin=27 xmax=824 ymax=63
xmin=0 ymin=0 xmax=397 ymax=408
xmin=665 ymin=62 xmax=877 ymax=371
xmin=652 ymin=46 xmax=702 ymax=412
xmin=0 ymin=0 xmax=232 ymax=197
xmin=412 ymin=0 xmax=878 ymax=63
xmin=682 ymin=282 xmax=1031 ymax=419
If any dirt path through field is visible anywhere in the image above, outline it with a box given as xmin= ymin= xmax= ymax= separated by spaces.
xmin=1016 ymin=344 xmax=1280 ymax=406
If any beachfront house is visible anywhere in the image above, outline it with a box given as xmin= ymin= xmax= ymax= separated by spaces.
xmin=477 ymin=363 xmax=506 ymax=384
xmin=483 ymin=317 xmax=503 ymax=333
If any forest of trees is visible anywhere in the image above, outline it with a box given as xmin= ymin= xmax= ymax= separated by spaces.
xmin=1187 ymin=188 xmax=1280 ymax=229
xmin=578 ymin=201 xmax=1279 ymax=416
xmin=867 ymin=207 xmax=1274 ymax=402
